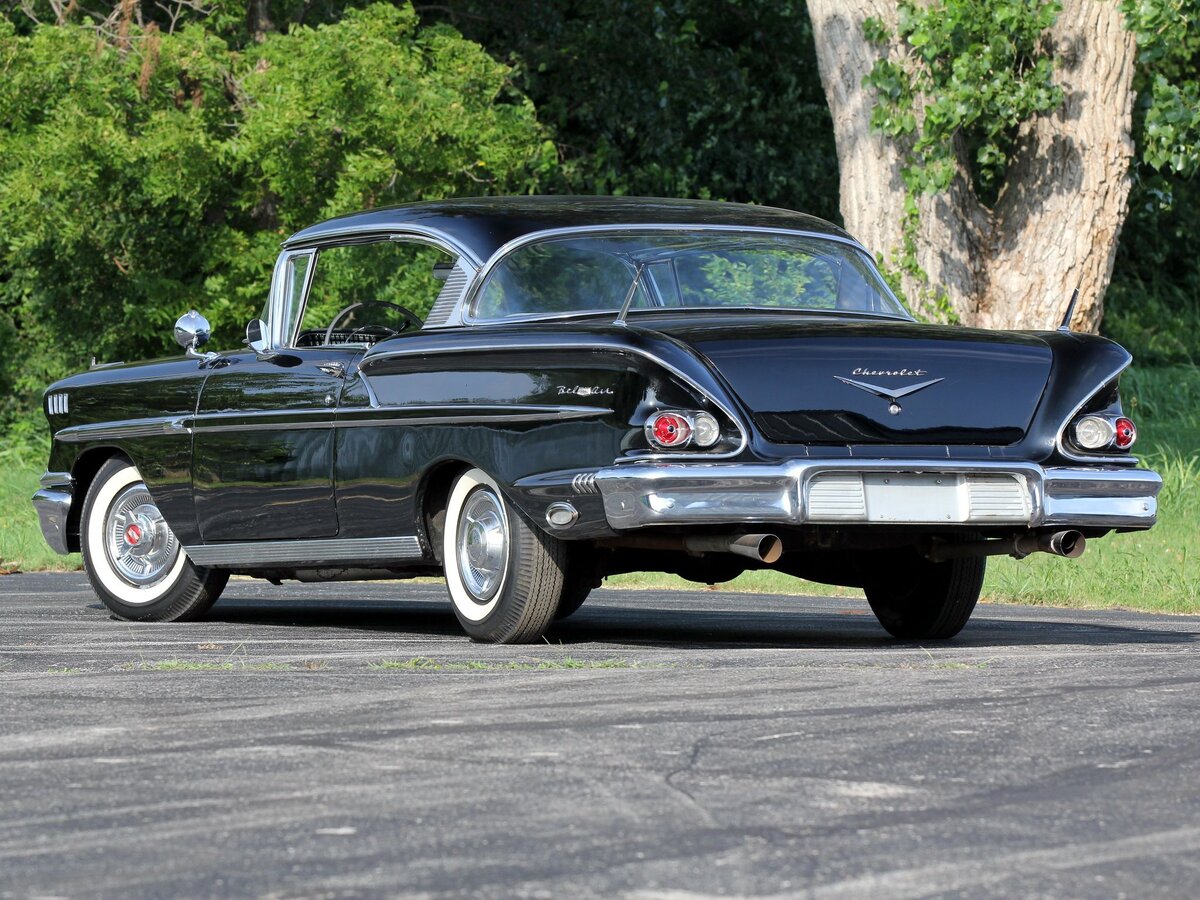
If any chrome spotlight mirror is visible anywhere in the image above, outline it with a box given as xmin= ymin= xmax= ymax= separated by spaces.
xmin=245 ymin=318 xmax=268 ymax=354
xmin=174 ymin=310 xmax=218 ymax=364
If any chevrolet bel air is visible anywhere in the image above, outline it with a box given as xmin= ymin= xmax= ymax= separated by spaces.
xmin=33 ymin=197 xmax=1161 ymax=642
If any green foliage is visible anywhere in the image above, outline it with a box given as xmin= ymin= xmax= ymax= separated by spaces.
xmin=420 ymin=1 xmax=840 ymax=220
xmin=1122 ymin=0 xmax=1200 ymax=175
xmin=0 ymin=3 xmax=546 ymax=426
xmin=862 ymin=0 xmax=1062 ymax=199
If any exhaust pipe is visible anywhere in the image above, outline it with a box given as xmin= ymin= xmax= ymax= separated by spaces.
xmin=1042 ymin=529 xmax=1086 ymax=559
xmin=598 ymin=533 xmax=784 ymax=564
xmin=684 ymin=533 xmax=783 ymax=564
xmin=928 ymin=530 xmax=1086 ymax=562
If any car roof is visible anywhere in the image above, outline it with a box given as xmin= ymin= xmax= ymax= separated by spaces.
xmin=282 ymin=196 xmax=855 ymax=264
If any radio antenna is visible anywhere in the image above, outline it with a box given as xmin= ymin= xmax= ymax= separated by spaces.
xmin=1059 ymin=283 xmax=1081 ymax=331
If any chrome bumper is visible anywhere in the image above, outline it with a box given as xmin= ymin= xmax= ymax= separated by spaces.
xmin=32 ymin=472 xmax=74 ymax=555
xmin=594 ymin=459 xmax=1161 ymax=530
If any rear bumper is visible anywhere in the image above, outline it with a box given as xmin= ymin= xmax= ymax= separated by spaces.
xmin=594 ymin=459 xmax=1160 ymax=531
xmin=32 ymin=472 xmax=74 ymax=555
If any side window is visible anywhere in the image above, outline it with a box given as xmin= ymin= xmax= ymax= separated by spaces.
xmin=292 ymin=240 xmax=456 ymax=347
xmin=274 ymin=252 xmax=312 ymax=349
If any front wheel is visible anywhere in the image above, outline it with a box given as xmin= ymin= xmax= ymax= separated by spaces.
xmin=864 ymin=550 xmax=985 ymax=640
xmin=443 ymin=468 xmax=567 ymax=643
xmin=81 ymin=458 xmax=228 ymax=621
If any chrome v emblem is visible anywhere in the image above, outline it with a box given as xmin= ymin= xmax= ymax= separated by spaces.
xmin=834 ymin=375 xmax=945 ymax=415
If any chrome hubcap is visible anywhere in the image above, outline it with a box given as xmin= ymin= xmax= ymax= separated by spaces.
xmin=456 ymin=487 xmax=508 ymax=602
xmin=105 ymin=483 xmax=178 ymax=585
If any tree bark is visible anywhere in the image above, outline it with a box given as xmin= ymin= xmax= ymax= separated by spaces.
xmin=807 ymin=0 xmax=1137 ymax=332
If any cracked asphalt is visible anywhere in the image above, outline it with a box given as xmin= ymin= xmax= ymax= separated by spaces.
xmin=2 ymin=572 xmax=1200 ymax=898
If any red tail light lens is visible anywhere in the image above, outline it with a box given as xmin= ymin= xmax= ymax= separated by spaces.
xmin=649 ymin=412 xmax=692 ymax=448
xmin=1114 ymin=417 xmax=1137 ymax=449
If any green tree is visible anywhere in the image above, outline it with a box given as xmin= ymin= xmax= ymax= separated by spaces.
xmin=807 ymin=0 xmax=1200 ymax=331
xmin=0 ymin=2 xmax=547 ymax=426
xmin=419 ymin=1 xmax=841 ymax=220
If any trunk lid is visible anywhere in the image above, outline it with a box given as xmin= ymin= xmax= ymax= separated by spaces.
xmin=641 ymin=316 xmax=1053 ymax=445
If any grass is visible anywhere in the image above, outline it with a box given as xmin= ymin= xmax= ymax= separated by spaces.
xmin=1 ymin=365 xmax=1196 ymax=613
xmin=368 ymin=656 xmax=637 ymax=671
xmin=127 ymin=659 xmax=294 ymax=672
xmin=0 ymin=462 xmax=81 ymax=573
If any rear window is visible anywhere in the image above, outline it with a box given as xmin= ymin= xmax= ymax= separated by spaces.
xmin=472 ymin=232 xmax=908 ymax=322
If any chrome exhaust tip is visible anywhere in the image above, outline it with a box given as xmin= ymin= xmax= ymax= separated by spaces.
xmin=727 ymin=533 xmax=783 ymax=564
xmin=1042 ymin=530 xmax=1086 ymax=559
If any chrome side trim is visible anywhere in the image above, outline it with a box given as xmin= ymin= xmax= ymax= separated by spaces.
xmin=184 ymin=535 xmax=424 ymax=567
xmin=191 ymin=409 xmax=333 ymax=434
xmin=55 ymin=417 xmax=187 ymax=443
xmin=54 ymin=404 xmax=606 ymax=442
xmin=336 ymin=404 xmax=612 ymax=427
xmin=359 ymin=341 xmax=750 ymax=460
xmin=594 ymin=459 xmax=1161 ymax=530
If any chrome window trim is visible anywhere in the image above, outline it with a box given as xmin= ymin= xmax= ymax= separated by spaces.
xmin=282 ymin=224 xmax=483 ymax=267
xmin=456 ymin=224 xmax=912 ymax=327
xmin=266 ymin=249 xmax=316 ymax=351
xmin=359 ymin=341 xmax=751 ymax=460
xmin=267 ymin=231 xmax=481 ymax=350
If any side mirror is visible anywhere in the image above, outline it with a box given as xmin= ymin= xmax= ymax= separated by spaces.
xmin=173 ymin=310 xmax=218 ymax=365
xmin=245 ymin=318 xmax=269 ymax=354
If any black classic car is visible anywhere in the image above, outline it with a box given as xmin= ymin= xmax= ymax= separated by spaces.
xmin=33 ymin=197 xmax=1161 ymax=642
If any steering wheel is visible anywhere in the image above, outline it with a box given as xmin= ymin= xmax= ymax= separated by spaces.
xmin=324 ymin=301 xmax=422 ymax=345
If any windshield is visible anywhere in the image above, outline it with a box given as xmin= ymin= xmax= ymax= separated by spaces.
xmin=472 ymin=231 xmax=909 ymax=322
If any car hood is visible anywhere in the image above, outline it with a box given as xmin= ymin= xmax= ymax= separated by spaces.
xmin=638 ymin=316 xmax=1054 ymax=445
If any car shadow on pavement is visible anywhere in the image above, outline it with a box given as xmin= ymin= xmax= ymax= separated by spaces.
xmin=191 ymin=593 xmax=1200 ymax=651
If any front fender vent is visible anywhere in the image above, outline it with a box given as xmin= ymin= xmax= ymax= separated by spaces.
xmin=47 ymin=393 xmax=69 ymax=416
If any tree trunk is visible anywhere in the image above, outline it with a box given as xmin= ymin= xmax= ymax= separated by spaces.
xmin=807 ymin=0 xmax=1137 ymax=332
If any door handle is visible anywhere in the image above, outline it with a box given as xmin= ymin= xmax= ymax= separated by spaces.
xmin=316 ymin=361 xmax=346 ymax=378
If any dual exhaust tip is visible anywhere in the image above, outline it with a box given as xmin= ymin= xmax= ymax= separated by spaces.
xmin=929 ymin=530 xmax=1087 ymax=562
xmin=611 ymin=530 xmax=1085 ymax=566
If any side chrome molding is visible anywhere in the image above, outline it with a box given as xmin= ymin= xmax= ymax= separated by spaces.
xmin=183 ymin=535 xmax=424 ymax=567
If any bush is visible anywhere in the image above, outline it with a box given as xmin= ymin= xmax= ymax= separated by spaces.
xmin=0 ymin=4 xmax=549 ymax=427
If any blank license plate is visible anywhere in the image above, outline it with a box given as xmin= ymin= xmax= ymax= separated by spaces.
xmin=861 ymin=473 xmax=963 ymax=522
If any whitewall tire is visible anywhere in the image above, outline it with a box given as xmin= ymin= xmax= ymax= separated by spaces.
xmin=81 ymin=458 xmax=228 ymax=621
xmin=443 ymin=468 xmax=567 ymax=643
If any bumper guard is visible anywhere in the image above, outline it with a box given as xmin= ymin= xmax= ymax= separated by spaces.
xmin=32 ymin=472 xmax=74 ymax=555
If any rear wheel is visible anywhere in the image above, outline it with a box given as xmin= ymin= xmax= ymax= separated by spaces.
xmin=443 ymin=468 xmax=567 ymax=643
xmin=555 ymin=547 xmax=601 ymax=620
xmin=864 ymin=549 xmax=985 ymax=640
xmin=81 ymin=458 xmax=228 ymax=621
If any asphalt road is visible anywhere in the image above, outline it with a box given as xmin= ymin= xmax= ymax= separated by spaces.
xmin=2 ymin=573 xmax=1199 ymax=899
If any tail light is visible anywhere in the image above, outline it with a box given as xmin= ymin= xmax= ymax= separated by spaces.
xmin=645 ymin=410 xmax=721 ymax=450
xmin=1071 ymin=414 xmax=1136 ymax=452
xmin=1114 ymin=417 xmax=1137 ymax=449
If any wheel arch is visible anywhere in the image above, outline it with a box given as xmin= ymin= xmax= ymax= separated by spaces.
xmin=65 ymin=446 xmax=131 ymax=552
xmin=417 ymin=459 xmax=474 ymax=563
